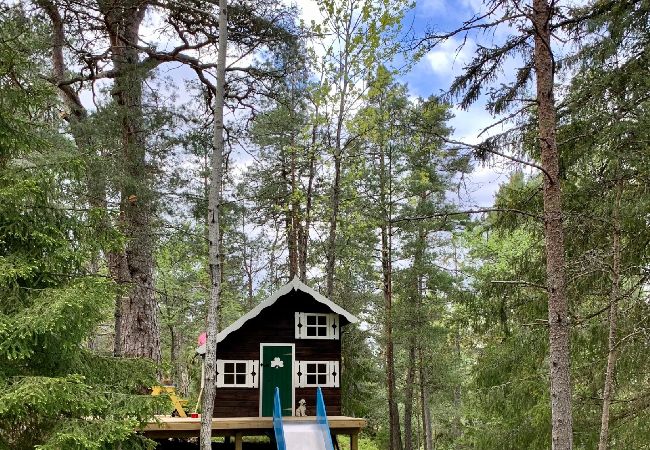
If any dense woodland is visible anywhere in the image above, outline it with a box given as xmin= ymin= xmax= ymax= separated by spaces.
xmin=1 ymin=0 xmax=649 ymax=449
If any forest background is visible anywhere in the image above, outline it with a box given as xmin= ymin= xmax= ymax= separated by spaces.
xmin=0 ymin=0 xmax=649 ymax=449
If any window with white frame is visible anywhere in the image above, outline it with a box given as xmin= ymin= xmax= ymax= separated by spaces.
xmin=294 ymin=360 xmax=339 ymax=388
xmin=295 ymin=312 xmax=339 ymax=339
xmin=216 ymin=360 xmax=259 ymax=388
xmin=307 ymin=314 xmax=328 ymax=337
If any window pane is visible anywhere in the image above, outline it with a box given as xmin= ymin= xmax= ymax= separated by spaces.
xmin=317 ymin=326 xmax=327 ymax=336
xmin=318 ymin=374 xmax=327 ymax=385
xmin=236 ymin=362 xmax=246 ymax=373
xmin=307 ymin=363 xmax=316 ymax=373
xmin=317 ymin=363 xmax=327 ymax=373
xmin=307 ymin=327 xmax=317 ymax=336
xmin=224 ymin=374 xmax=235 ymax=384
xmin=236 ymin=374 xmax=246 ymax=385
xmin=307 ymin=315 xmax=317 ymax=325
xmin=307 ymin=374 xmax=317 ymax=385
xmin=317 ymin=315 xmax=327 ymax=325
xmin=224 ymin=363 xmax=234 ymax=373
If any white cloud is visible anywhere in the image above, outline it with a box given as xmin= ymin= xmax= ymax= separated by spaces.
xmin=449 ymin=103 xmax=495 ymax=144
xmin=460 ymin=163 xmax=507 ymax=207
xmin=293 ymin=0 xmax=323 ymax=25
xmin=424 ymin=37 xmax=475 ymax=77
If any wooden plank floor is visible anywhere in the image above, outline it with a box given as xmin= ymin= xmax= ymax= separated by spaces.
xmin=141 ymin=415 xmax=366 ymax=440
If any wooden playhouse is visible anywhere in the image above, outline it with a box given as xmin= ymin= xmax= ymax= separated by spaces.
xmin=143 ymin=277 xmax=366 ymax=449
xmin=195 ymin=276 xmax=358 ymax=418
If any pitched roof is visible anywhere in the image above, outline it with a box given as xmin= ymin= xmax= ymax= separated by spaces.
xmin=196 ymin=276 xmax=358 ymax=355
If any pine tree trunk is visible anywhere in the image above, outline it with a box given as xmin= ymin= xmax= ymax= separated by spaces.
xmin=242 ymin=215 xmax=255 ymax=309
xmin=533 ymin=1 xmax=573 ymax=448
xmin=420 ymin=349 xmax=433 ymax=450
xmin=598 ymin=179 xmax=623 ymax=450
xmin=405 ymin=225 xmax=426 ymax=450
xmin=326 ymin=33 xmax=350 ymax=298
xmin=299 ymin=112 xmax=318 ymax=282
xmin=452 ymin=329 xmax=462 ymax=440
xmin=379 ymin=140 xmax=402 ymax=450
xmin=200 ymin=0 xmax=227 ymax=446
xmin=403 ymin=342 xmax=417 ymax=450
xmin=287 ymin=142 xmax=299 ymax=278
xmin=104 ymin=1 xmax=160 ymax=362
xmin=326 ymin=152 xmax=342 ymax=298
xmin=170 ymin=326 xmax=184 ymax=391
xmin=383 ymin=221 xmax=402 ymax=450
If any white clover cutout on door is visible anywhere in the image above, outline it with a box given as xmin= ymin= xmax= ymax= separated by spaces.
xmin=270 ymin=357 xmax=284 ymax=369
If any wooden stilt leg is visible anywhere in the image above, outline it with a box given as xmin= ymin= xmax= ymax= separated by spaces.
xmin=350 ymin=432 xmax=359 ymax=450
xmin=235 ymin=432 xmax=243 ymax=450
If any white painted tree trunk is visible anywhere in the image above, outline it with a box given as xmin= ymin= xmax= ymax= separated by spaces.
xmin=200 ymin=0 xmax=227 ymax=447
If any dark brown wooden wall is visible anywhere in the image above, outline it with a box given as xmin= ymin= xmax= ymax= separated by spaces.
xmin=213 ymin=289 xmax=345 ymax=417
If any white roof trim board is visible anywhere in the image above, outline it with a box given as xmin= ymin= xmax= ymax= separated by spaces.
xmin=196 ymin=276 xmax=358 ymax=355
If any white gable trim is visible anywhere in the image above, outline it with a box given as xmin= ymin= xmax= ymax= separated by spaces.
xmin=196 ymin=276 xmax=358 ymax=354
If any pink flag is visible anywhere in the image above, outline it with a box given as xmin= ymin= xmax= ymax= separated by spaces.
xmin=198 ymin=332 xmax=207 ymax=346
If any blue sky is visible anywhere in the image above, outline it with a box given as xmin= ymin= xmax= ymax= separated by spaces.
xmin=397 ymin=0 xmax=509 ymax=207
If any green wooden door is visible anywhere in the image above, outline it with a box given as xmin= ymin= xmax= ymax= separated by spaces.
xmin=261 ymin=345 xmax=293 ymax=417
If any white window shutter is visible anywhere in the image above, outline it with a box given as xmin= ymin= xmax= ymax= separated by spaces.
xmin=330 ymin=314 xmax=339 ymax=340
xmin=294 ymin=360 xmax=303 ymax=388
xmin=247 ymin=360 xmax=259 ymax=388
xmin=295 ymin=312 xmax=304 ymax=339
xmin=216 ymin=360 xmax=225 ymax=388
xmin=328 ymin=361 xmax=340 ymax=387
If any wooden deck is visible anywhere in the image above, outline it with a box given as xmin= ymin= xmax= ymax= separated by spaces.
xmin=141 ymin=416 xmax=366 ymax=450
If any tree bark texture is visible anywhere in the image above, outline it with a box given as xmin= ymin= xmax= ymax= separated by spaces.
xmin=326 ymin=13 xmax=352 ymax=299
xmin=405 ymin=225 xmax=426 ymax=450
xmin=378 ymin=139 xmax=402 ymax=450
xmin=598 ymin=179 xmax=623 ymax=450
xmin=170 ymin=326 xmax=188 ymax=396
xmin=452 ymin=329 xmax=462 ymax=440
xmin=200 ymin=0 xmax=227 ymax=447
xmin=533 ymin=1 xmax=573 ymax=448
xmin=403 ymin=342 xmax=417 ymax=450
xmin=37 ymin=0 xmax=132 ymax=357
xmin=299 ymin=121 xmax=317 ymax=282
xmin=326 ymin=152 xmax=342 ymax=298
xmin=289 ymin=136 xmax=301 ymax=279
xmin=241 ymin=215 xmax=255 ymax=309
xmin=103 ymin=0 xmax=160 ymax=362
xmin=420 ymin=349 xmax=433 ymax=450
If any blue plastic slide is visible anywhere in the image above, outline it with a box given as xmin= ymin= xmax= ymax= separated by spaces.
xmin=273 ymin=387 xmax=335 ymax=450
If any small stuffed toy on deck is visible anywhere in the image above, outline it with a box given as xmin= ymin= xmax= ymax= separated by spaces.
xmin=295 ymin=399 xmax=307 ymax=416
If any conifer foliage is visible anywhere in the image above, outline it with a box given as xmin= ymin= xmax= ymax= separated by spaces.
xmin=0 ymin=8 xmax=160 ymax=449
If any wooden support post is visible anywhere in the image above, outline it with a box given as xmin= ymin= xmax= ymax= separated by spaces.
xmin=350 ymin=431 xmax=359 ymax=450
xmin=235 ymin=432 xmax=243 ymax=450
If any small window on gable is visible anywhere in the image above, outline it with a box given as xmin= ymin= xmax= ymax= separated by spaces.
xmin=295 ymin=312 xmax=339 ymax=340
xmin=217 ymin=360 xmax=259 ymax=388
xmin=306 ymin=314 xmax=328 ymax=337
